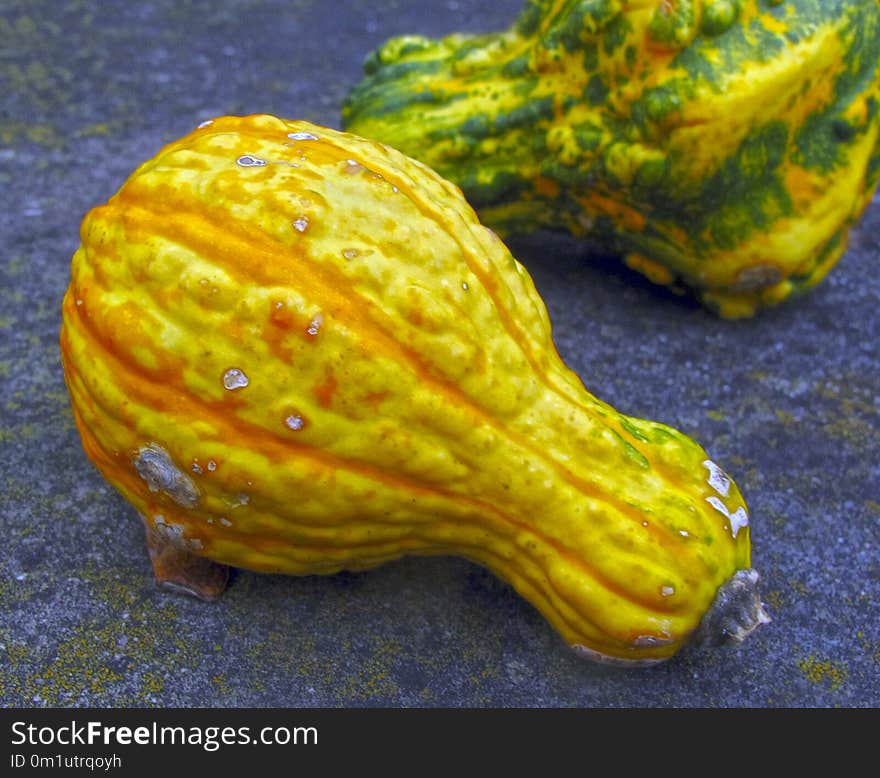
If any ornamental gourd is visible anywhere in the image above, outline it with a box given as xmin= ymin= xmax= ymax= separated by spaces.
xmin=60 ymin=115 xmax=768 ymax=664
xmin=343 ymin=0 xmax=880 ymax=318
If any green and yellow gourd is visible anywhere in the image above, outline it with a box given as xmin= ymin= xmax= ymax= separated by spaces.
xmin=343 ymin=0 xmax=880 ymax=318
xmin=60 ymin=115 xmax=768 ymax=665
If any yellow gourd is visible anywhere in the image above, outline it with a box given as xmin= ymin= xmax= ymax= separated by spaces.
xmin=60 ymin=115 xmax=768 ymax=664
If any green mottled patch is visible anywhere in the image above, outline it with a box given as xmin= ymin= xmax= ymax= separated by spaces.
xmin=673 ymin=0 xmax=871 ymax=91
xmin=601 ymin=14 xmax=631 ymax=56
xmin=541 ymin=156 xmax=587 ymax=188
xmin=462 ymin=170 xmax=531 ymax=209
xmin=493 ymin=96 xmax=555 ymax=133
xmin=538 ymin=0 xmax=620 ymax=52
xmin=348 ymin=85 xmax=463 ymax=121
xmin=513 ymin=75 xmax=539 ymax=97
xmin=451 ymin=35 xmax=501 ymax=65
xmin=620 ymin=417 xmax=651 ymax=443
xmin=793 ymin=3 xmax=880 ymax=172
xmin=609 ymin=428 xmax=650 ymax=469
xmin=574 ymin=123 xmax=604 ymax=151
xmin=649 ymin=425 xmax=682 ymax=445
xmin=674 ymin=15 xmax=783 ymax=87
xmin=632 ymin=156 xmax=669 ymax=193
xmin=866 ymin=133 xmax=880 ymax=192
xmin=582 ymin=41 xmax=599 ymax=72
xmin=705 ymin=181 xmax=790 ymax=250
xmin=701 ymin=1 xmax=740 ymax=37
xmin=365 ymin=37 xmax=437 ymax=74
xmin=515 ymin=0 xmax=545 ymax=37
xmin=584 ymin=0 xmax=621 ymax=31
xmin=647 ymin=0 xmax=696 ymax=48
xmin=795 ymin=113 xmax=847 ymax=172
xmin=730 ymin=14 xmax=788 ymax=63
xmin=460 ymin=114 xmax=492 ymax=140
xmin=389 ymin=38 xmax=435 ymax=61
xmin=584 ymin=74 xmax=609 ymax=105
xmin=502 ymin=53 xmax=532 ymax=78
xmin=624 ymin=442 xmax=649 ymax=469
xmin=633 ymin=83 xmax=685 ymax=127
xmin=739 ymin=122 xmax=789 ymax=178
xmin=552 ymin=8 xmax=585 ymax=52
xmin=694 ymin=121 xmax=794 ymax=250
xmin=360 ymin=57 xmax=445 ymax=87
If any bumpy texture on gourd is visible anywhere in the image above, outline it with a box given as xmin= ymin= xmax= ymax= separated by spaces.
xmin=343 ymin=0 xmax=880 ymax=318
xmin=60 ymin=115 xmax=766 ymax=663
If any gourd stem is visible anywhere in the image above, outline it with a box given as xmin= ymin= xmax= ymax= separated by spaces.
xmin=693 ymin=569 xmax=770 ymax=647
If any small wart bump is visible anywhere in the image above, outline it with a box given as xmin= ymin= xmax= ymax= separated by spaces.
xmin=288 ymin=131 xmax=319 ymax=141
xmin=661 ymin=586 xmax=675 ymax=597
xmin=285 ymin=414 xmax=305 ymax=431
xmin=734 ymin=264 xmax=782 ymax=291
xmin=729 ymin=507 xmax=749 ymax=538
xmin=293 ymin=216 xmax=309 ymax=232
xmin=207 ymin=460 xmax=217 ymax=472
xmin=342 ymin=248 xmax=359 ymax=259
xmin=224 ymin=491 xmax=250 ymax=509
xmin=343 ymin=159 xmax=365 ymax=174
xmin=153 ymin=515 xmax=194 ymax=549
xmin=223 ymin=368 xmax=249 ymax=390
xmin=134 ymin=444 xmax=199 ymax=508
xmin=633 ymin=635 xmax=675 ymax=648
xmin=703 ymin=459 xmax=731 ymax=497
xmin=237 ymin=154 xmax=267 ymax=167
xmin=462 ymin=282 xmax=469 ymax=291
xmin=706 ymin=496 xmax=750 ymax=538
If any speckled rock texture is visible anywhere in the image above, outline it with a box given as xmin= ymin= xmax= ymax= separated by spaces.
xmin=1 ymin=0 xmax=877 ymax=708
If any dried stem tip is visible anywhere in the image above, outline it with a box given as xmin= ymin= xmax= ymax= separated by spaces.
xmin=694 ymin=569 xmax=771 ymax=647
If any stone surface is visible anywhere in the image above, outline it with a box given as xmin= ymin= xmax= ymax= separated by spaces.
xmin=1 ymin=0 xmax=877 ymax=707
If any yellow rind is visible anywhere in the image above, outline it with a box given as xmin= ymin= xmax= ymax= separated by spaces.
xmin=61 ymin=115 xmax=752 ymax=662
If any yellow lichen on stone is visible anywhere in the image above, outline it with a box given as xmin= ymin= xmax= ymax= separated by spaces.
xmin=797 ymin=655 xmax=847 ymax=691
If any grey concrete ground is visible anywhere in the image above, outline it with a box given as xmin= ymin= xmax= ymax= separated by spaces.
xmin=1 ymin=0 xmax=877 ymax=707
